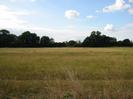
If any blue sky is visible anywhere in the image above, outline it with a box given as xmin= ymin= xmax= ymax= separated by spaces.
xmin=0 ymin=0 xmax=133 ymax=41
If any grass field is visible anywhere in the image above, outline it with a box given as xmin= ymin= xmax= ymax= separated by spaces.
xmin=0 ymin=48 xmax=133 ymax=99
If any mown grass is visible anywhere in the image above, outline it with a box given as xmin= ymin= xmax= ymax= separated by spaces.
xmin=0 ymin=48 xmax=133 ymax=99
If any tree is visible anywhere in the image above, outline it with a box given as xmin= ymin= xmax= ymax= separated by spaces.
xmin=0 ymin=29 xmax=132 ymax=48
xmin=53 ymin=42 xmax=67 ymax=47
xmin=67 ymin=40 xmax=77 ymax=47
xmin=82 ymin=31 xmax=117 ymax=47
xmin=8 ymin=34 xmax=17 ymax=47
xmin=0 ymin=29 xmax=17 ymax=47
xmin=40 ymin=36 xmax=54 ymax=47
xmin=0 ymin=29 xmax=10 ymax=35
xmin=18 ymin=31 xmax=40 ymax=47
xmin=122 ymin=39 xmax=132 ymax=47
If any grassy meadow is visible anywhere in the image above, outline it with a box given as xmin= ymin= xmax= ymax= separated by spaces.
xmin=0 ymin=48 xmax=133 ymax=99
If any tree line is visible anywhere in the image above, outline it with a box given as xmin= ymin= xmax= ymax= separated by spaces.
xmin=0 ymin=29 xmax=132 ymax=47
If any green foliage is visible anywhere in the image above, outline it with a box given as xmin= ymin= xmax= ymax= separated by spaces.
xmin=82 ymin=31 xmax=117 ymax=47
xmin=0 ymin=29 xmax=132 ymax=47
xmin=0 ymin=29 xmax=10 ymax=35
xmin=40 ymin=36 xmax=54 ymax=47
xmin=66 ymin=40 xmax=81 ymax=47
xmin=18 ymin=31 xmax=40 ymax=47
xmin=0 ymin=29 xmax=17 ymax=47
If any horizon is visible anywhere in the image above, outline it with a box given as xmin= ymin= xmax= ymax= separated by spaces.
xmin=0 ymin=0 xmax=133 ymax=42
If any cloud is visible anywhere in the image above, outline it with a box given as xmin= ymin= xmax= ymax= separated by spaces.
xmin=86 ymin=15 xmax=95 ymax=19
xmin=103 ymin=0 xmax=130 ymax=12
xmin=0 ymin=5 xmax=30 ymax=29
xmin=65 ymin=10 xmax=80 ymax=19
xmin=0 ymin=5 xmax=86 ymax=41
xmin=115 ymin=23 xmax=133 ymax=40
xmin=129 ymin=0 xmax=133 ymax=3
xmin=128 ymin=8 xmax=133 ymax=14
xmin=126 ymin=23 xmax=133 ymax=27
xmin=102 ymin=23 xmax=133 ymax=40
xmin=104 ymin=24 xmax=115 ymax=32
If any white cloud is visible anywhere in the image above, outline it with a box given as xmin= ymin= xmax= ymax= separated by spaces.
xmin=65 ymin=10 xmax=80 ymax=19
xmin=114 ymin=23 xmax=133 ymax=40
xmin=104 ymin=24 xmax=115 ymax=32
xmin=29 ymin=27 xmax=85 ymax=41
xmin=0 ymin=5 xmax=30 ymax=29
xmin=129 ymin=0 xmax=133 ymax=3
xmin=103 ymin=0 xmax=130 ymax=12
xmin=0 ymin=5 xmax=86 ymax=41
xmin=128 ymin=8 xmax=133 ymax=14
xmin=86 ymin=15 xmax=95 ymax=19
xmin=102 ymin=24 xmax=133 ymax=41
xmin=126 ymin=23 xmax=133 ymax=27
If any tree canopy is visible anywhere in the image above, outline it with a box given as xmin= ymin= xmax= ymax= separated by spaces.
xmin=18 ymin=31 xmax=40 ymax=47
xmin=82 ymin=31 xmax=117 ymax=47
xmin=0 ymin=29 xmax=132 ymax=47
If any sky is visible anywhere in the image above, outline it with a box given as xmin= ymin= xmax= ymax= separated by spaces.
xmin=0 ymin=0 xmax=133 ymax=41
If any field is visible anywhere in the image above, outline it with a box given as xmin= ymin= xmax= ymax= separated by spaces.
xmin=0 ymin=48 xmax=133 ymax=99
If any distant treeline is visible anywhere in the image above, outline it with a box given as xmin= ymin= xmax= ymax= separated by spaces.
xmin=0 ymin=29 xmax=133 ymax=47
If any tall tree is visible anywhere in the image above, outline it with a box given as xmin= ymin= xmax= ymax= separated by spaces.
xmin=40 ymin=36 xmax=54 ymax=47
xmin=67 ymin=40 xmax=77 ymax=47
xmin=122 ymin=39 xmax=132 ymax=47
xmin=82 ymin=31 xmax=117 ymax=47
xmin=0 ymin=29 xmax=17 ymax=47
xmin=18 ymin=31 xmax=40 ymax=47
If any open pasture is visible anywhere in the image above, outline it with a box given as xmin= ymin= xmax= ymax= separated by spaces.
xmin=0 ymin=48 xmax=133 ymax=99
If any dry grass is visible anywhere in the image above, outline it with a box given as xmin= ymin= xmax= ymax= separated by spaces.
xmin=0 ymin=48 xmax=133 ymax=99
